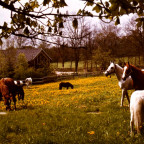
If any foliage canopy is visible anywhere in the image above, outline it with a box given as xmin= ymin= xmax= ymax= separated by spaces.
xmin=0 ymin=0 xmax=143 ymax=45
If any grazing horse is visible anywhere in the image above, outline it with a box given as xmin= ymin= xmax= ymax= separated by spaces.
xmin=14 ymin=80 xmax=26 ymax=86
xmin=104 ymin=62 xmax=133 ymax=106
xmin=122 ymin=62 xmax=144 ymax=90
xmin=59 ymin=82 xmax=74 ymax=90
xmin=130 ymin=90 xmax=144 ymax=136
xmin=15 ymin=85 xmax=24 ymax=101
xmin=0 ymin=78 xmax=17 ymax=110
xmin=25 ymin=77 xmax=32 ymax=88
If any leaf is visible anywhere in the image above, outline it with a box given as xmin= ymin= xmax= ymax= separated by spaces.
xmin=0 ymin=39 xmax=3 ymax=46
xmin=93 ymin=4 xmax=102 ymax=13
xmin=24 ymin=27 xmax=29 ymax=35
xmin=43 ymin=0 xmax=51 ymax=6
xmin=105 ymin=8 xmax=111 ymax=13
xmin=72 ymin=18 xmax=78 ymax=29
xmin=86 ymin=1 xmax=94 ymax=6
xmin=133 ymin=1 xmax=138 ymax=6
xmin=48 ymin=27 xmax=52 ymax=32
xmin=59 ymin=22 xmax=64 ymax=28
xmin=59 ymin=31 xmax=62 ymax=36
xmin=105 ymin=2 xmax=109 ymax=8
xmin=60 ymin=0 xmax=67 ymax=7
xmin=136 ymin=21 xmax=142 ymax=27
xmin=115 ymin=17 xmax=120 ymax=25
xmin=77 ymin=9 xmax=82 ymax=15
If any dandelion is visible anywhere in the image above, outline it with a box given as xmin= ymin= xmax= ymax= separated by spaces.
xmin=42 ymin=123 xmax=46 ymax=126
xmin=87 ymin=131 xmax=95 ymax=135
xmin=117 ymin=132 xmax=120 ymax=136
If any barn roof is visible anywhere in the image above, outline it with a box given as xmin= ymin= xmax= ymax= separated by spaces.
xmin=17 ymin=48 xmax=52 ymax=61
xmin=1 ymin=48 xmax=52 ymax=62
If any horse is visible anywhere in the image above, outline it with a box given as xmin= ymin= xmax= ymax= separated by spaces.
xmin=14 ymin=80 xmax=26 ymax=86
xmin=122 ymin=62 xmax=144 ymax=90
xmin=15 ymin=85 xmax=24 ymax=101
xmin=59 ymin=82 xmax=74 ymax=90
xmin=130 ymin=90 xmax=144 ymax=136
xmin=25 ymin=77 xmax=32 ymax=88
xmin=104 ymin=62 xmax=133 ymax=106
xmin=0 ymin=78 xmax=17 ymax=110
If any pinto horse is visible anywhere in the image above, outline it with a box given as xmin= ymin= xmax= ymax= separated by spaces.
xmin=0 ymin=78 xmax=17 ymax=110
xmin=122 ymin=62 xmax=144 ymax=90
xmin=104 ymin=62 xmax=133 ymax=106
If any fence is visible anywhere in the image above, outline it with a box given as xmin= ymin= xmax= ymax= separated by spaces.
xmin=32 ymin=71 xmax=102 ymax=85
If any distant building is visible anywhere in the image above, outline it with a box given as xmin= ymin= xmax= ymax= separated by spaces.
xmin=1 ymin=48 xmax=52 ymax=69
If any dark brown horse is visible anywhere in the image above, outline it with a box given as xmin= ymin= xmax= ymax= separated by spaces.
xmin=0 ymin=78 xmax=17 ymax=110
xmin=59 ymin=82 xmax=74 ymax=90
xmin=122 ymin=62 xmax=144 ymax=90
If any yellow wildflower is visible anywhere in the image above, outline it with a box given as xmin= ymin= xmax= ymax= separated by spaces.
xmin=87 ymin=131 xmax=95 ymax=135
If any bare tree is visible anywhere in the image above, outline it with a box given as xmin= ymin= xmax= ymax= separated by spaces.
xmin=64 ymin=17 xmax=90 ymax=72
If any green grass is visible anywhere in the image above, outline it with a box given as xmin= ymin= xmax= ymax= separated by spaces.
xmin=0 ymin=76 xmax=144 ymax=143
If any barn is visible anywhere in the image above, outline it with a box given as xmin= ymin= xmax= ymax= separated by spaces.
xmin=1 ymin=48 xmax=52 ymax=69
xmin=16 ymin=48 xmax=52 ymax=69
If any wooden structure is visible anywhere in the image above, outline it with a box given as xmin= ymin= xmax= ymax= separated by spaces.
xmin=1 ymin=48 xmax=52 ymax=69
xmin=16 ymin=48 xmax=52 ymax=69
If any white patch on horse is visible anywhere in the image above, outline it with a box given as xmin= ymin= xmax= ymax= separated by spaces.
xmin=122 ymin=66 xmax=127 ymax=80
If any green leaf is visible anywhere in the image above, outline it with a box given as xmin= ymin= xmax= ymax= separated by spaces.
xmin=24 ymin=27 xmax=29 ymax=35
xmin=93 ymin=4 xmax=102 ymax=13
xmin=105 ymin=8 xmax=111 ymax=13
xmin=86 ymin=1 xmax=94 ymax=6
xmin=133 ymin=1 xmax=138 ymax=6
xmin=59 ymin=22 xmax=64 ymax=28
xmin=48 ymin=27 xmax=52 ymax=32
xmin=60 ymin=0 xmax=67 ymax=7
xmin=136 ymin=21 xmax=142 ymax=27
xmin=105 ymin=2 xmax=109 ymax=8
xmin=72 ymin=18 xmax=78 ymax=29
xmin=0 ymin=39 xmax=3 ymax=46
xmin=115 ymin=17 xmax=120 ymax=25
xmin=43 ymin=0 xmax=51 ymax=6
xmin=77 ymin=9 xmax=82 ymax=15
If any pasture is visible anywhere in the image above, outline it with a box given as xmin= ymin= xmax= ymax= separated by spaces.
xmin=0 ymin=76 xmax=144 ymax=143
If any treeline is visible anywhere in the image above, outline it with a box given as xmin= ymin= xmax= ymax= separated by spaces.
xmin=44 ymin=16 xmax=144 ymax=71
xmin=1 ymin=16 xmax=144 ymax=73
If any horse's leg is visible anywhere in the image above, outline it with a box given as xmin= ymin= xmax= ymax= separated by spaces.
xmin=12 ymin=93 xmax=17 ymax=110
xmin=130 ymin=110 xmax=134 ymax=136
xmin=121 ymin=89 xmax=125 ymax=107
xmin=4 ymin=97 xmax=11 ymax=111
xmin=126 ymin=91 xmax=130 ymax=105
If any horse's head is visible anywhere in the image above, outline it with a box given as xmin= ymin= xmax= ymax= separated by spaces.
xmin=104 ymin=62 xmax=116 ymax=77
xmin=122 ymin=62 xmax=132 ymax=81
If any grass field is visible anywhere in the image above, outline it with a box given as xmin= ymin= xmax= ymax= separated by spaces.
xmin=0 ymin=76 xmax=144 ymax=143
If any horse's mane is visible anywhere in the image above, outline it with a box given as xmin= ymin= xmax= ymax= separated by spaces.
xmin=130 ymin=64 xmax=142 ymax=73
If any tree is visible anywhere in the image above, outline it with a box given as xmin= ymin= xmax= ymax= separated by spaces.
xmin=0 ymin=0 xmax=143 ymax=45
xmin=92 ymin=47 xmax=111 ymax=70
xmin=14 ymin=53 xmax=28 ymax=79
xmin=64 ymin=17 xmax=90 ymax=72
xmin=0 ymin=52 xmax=7 ymax=78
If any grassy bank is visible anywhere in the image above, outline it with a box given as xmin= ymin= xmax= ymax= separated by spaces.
xmin=0 ymin=76 xmax=143 ymax=143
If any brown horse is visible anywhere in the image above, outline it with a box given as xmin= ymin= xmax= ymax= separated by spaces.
xmin=0 ymin=78 xmax=17 ymax=110
xmin=122 ymin=62 xmax=144 ymax=90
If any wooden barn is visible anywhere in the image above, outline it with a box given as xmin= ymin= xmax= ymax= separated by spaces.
xmin=1 ymin=48 xmax=52 ymax=69
xmin=16 ymin=48 xmax=52 ymax=69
